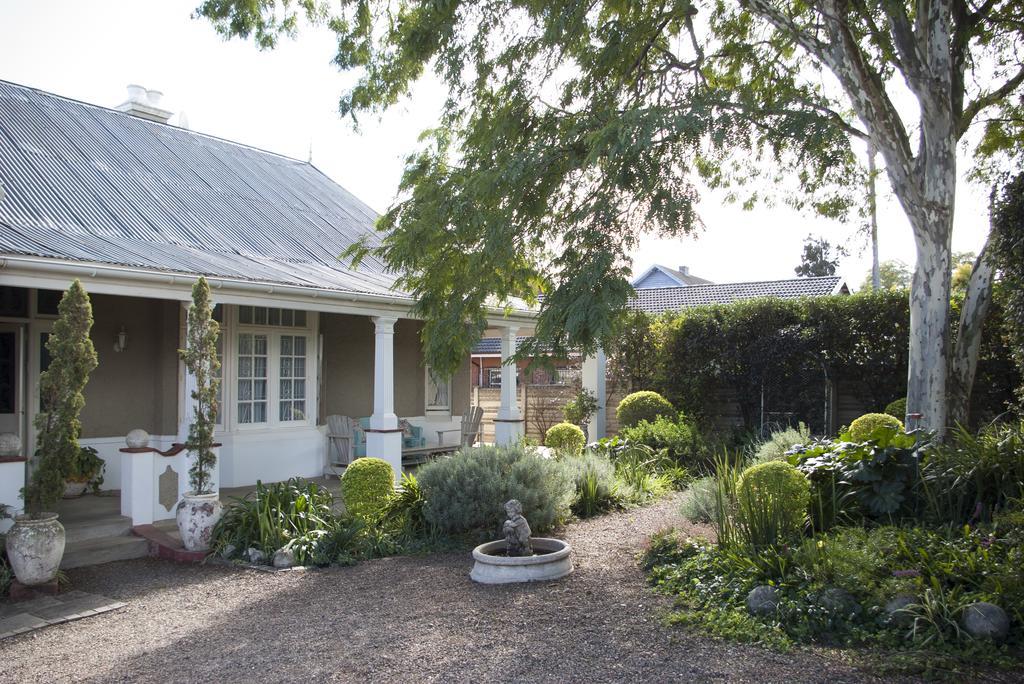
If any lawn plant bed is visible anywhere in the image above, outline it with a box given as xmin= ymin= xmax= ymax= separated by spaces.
xmin=645 ymin=420 xmax=1024 ymax=678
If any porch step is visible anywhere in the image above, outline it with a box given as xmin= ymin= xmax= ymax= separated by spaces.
xmin=61 ymin=535 xmax=149 ymax=569
xmin=133 ymin=522 xmax=205 ymax=563
xmin=62 ymin=514 xmax=133 ymax=544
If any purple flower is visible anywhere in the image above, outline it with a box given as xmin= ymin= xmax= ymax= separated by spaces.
xmin=892 ymin=569 xmax=920 ymax=578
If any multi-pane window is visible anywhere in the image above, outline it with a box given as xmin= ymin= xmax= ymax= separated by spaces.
xmin=237 ymin=333 xmax=268 ymax=424
xmin=278 ymin=335 xmax=307 ymax=421
xmin=237 ymin=306 xmax=307 ymax=328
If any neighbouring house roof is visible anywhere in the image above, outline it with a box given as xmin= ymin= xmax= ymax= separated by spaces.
xmin=631 ymin=275 xmax=848 ymax=314
xmin=472 ymin=336 xmax=560 ymax=356
xmin=0 ymin=80 xmax=403 ymax=298
xmin=632 ymin=264 xmax=714 ymax=289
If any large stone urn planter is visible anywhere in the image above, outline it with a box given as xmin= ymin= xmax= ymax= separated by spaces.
xmin=175 ymin=492 xmax=223 ymax=552
xmin=6 ymin=513 xmax=66 ymax=585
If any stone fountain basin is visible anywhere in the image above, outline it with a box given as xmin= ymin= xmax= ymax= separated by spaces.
xmin=470 ymin=538 xmax=573 ymax=584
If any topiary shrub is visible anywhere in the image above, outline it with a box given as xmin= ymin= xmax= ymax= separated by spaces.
xmin=735 ymin=461 xmax=810 ymax=547
xmin=544 ymin=422 xmax=586 ymax=456
xmin=617 ymin=391 xmax=675 ymax=428
xmin=884 ymin=398 xmax=907 ymax=421
xmin=341 ymin=458 xmax=395 ymax=521
xmin=848 ymin=413 xmax=904 ymax=442
xmin=417 ymin=445 xmax=573 ymax=535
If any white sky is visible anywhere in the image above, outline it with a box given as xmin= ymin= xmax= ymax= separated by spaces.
xmin=0 ymin=0 xmax=994 ymax=289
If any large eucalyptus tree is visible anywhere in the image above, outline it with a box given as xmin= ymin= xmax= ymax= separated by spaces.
xmin=198 ymin=0 xmax=1023 ymax=433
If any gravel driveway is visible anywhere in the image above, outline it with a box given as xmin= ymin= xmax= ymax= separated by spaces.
xmin=1 ymin=495 xmax=890 ymax=683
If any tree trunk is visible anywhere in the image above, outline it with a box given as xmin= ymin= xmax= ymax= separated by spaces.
xmin=949 ymin=243 xmax=995 ymax=426
xmin=867 ymin=144 xmax=881 ymax=290
xmin=906 ymin=228 xmax=953 ymax=434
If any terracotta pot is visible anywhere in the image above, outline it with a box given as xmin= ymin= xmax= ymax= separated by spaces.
xmin=175 ymin=492 xmax=223 ymax=552
xmin=63 ymin=480 xmax=88 ymax=498
xmin=6 ymin=513 xmax=66 ymax=585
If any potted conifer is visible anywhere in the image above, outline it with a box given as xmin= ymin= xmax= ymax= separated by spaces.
xmin=175 ymin=277 xmax=223 ymax=551
xmin=6 ymin=280 xmax=97 ymax=585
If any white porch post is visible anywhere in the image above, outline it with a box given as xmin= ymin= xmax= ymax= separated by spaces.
xmin=582 ymin=348 xmax=607 ymax=441
xmin=366 ymin=315 xmax=402 ymax=480
xmin=494 ymin=326 xmax=524 ymax=445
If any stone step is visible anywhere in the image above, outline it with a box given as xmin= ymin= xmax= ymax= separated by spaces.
xmin=61 ymin=535 xmax=149 ymax=569
xmin=62 ymin=514 xmax=133 ymax=544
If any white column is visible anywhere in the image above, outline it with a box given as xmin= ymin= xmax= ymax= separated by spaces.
xmin=366 ymin=315 xmax=402 ymax=480
xmin=582 ymin=348 xmax=607 ymax=441
xmin=494 ymin=326 xmax=525 ymax=445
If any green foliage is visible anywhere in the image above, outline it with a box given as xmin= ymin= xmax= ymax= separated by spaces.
xmin=921 ymin=421 xmax=1024 ymax=524
xmin=750 ymin=423 xmax=811 ymax=466
xmin=616 ymin=391 xmax=674 ymax=429
xmin=848 ymin=413 xmax=904 ymax=442
xmin=606 ymin=310 xmax=659 ymax=392
xmin=680 ymin=475 xmax=719 ymax=524
xmin=788 ymin=430 xmax=930 ymax=524
xmin=341 ymin=457 xmax=395 ymax=522
xmin=643 ymin=520 xmax=1024 ymax=674
xmin=795 ymin=235 xmax=846 ymax=277
xmin=620 ymin=414 xmax=710 ymax=471
xmin=562 ymin=389 xmax=598 ymax=428
xmin=65 ymin=446 xmax=104 ymax=493
xmin=544 ymin=422 xmax=586 ymax=457
xmin=562 ymin=451 xmax=619 ymax=517
xmin=25 ymin=280 xmax=97 ymax=516
xmin=179 ymin=277 xmax=221 ymax=495
xmin=417 ymin=445 xmax=573 ymax=536
xmin=733 ymin=461 xmax=811 ymax=550
xmin=211 ymin=478 xmax=338 ymax=566
xmin=990 ymin=173 xmax=1024 ymax=407
xmin=860 ymin=259 xmax=912 ymax=291
xmin=378 ymin=472 xmax=429 ymax=540
xmin=885 ymin=398 xmax=907 ymax=421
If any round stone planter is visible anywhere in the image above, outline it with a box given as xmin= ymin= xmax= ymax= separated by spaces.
xmin=6 ymin=513 xmax=66 ymax=585
xmin=63 ymin=480 xmax=88 ymax=498
xmin=470 ymin=538 xmax=573 ymax=584
xmin=175 ymin=492 xmax=223 ymax=552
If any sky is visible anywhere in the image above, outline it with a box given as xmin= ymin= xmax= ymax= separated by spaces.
xmin=0 ymin=0 xmax=995 ymax=289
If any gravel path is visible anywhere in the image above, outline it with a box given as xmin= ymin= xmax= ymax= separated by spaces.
xmin=1 ymin=496 xmax=890 ymax=683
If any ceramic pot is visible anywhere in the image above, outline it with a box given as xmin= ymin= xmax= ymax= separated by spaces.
xmin=6 ymin=513 xmax=66 ymax=585
xmin=175 ymin=492 xmax=223 ymax=552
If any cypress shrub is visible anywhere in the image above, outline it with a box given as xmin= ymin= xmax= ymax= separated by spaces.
xmin=341 ymin=458 xmax=394 ymax=521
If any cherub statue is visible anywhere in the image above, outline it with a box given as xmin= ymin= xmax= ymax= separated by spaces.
xmin=502 ymin=499 xmax=533 ymax=557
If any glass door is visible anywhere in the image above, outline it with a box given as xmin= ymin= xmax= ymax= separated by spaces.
xmin=0 ymin=324 xmax=24 ymax=449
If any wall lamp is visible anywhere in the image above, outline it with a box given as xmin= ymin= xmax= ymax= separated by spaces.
xmin=113 ymin=326 xmax=128 ymax=353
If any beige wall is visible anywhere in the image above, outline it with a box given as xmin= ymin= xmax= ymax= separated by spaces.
xmin=320 ymin=313 xmax=470 ymax=419
xmin=81 ymin=294 xmax=179 ymax=438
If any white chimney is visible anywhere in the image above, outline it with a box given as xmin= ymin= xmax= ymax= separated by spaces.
xmin=116 ymin=84 xmax=173 ymax=124
xmin=679 ymin=265 xmax=690 ymax=275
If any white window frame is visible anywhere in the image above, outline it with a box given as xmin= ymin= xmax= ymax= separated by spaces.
xmin=425 ymin=365 xmax=451 ymax=416
xmin=487 ymin=367 xmax=502 ymax=388
xmin=223 ymin=304 xmax=317 ymax=432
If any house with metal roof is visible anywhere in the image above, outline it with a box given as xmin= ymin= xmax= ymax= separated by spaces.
xmin=631 ymin=264 xmax=714 ymax=289
xmin=631 ymin=275 xmax=849 ymax=314
xmin=0 ymin=81 xmax=536 ymax=549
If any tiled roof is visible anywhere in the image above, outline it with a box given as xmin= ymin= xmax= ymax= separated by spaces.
xmin=658 ymin=265 xmax=714 ymax=286
xmin=0 ymin=80 xmax=402 ymax=297
xmin=472 ymin=336 xmax=533 ymax=355
xmin=631 ymin=276 xmax=846 ymax=314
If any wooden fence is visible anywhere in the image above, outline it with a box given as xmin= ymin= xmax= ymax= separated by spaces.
xmin=472 ymin=384 xmax=628 ymax=443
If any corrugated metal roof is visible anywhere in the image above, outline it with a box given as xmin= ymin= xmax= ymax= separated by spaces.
xmin=0 ymin=80 xmax=403 ymax=297
xmin=631 ymin=276 xmax=846 ymax=314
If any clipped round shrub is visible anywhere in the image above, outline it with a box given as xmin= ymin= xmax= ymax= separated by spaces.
xmin=736 ymin=461 xmax=810 ymax=544
xmin=417 ymin=445 xmax=573 ymax=535
xmin=341 ymin=457 xmax=394 ymax=521
xmin=544 ymin=422 xmax=586 ymax=456
xmin=616 ymin=391 xmax=675 ymax=429
xmin=848 ymin=413 xmax=904 ymax=442
xmin=884 ymin=397 xmax=907 ymax=421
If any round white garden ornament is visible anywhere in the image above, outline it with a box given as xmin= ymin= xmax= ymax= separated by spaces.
xmin=125 ymin=429 xmax=150 ymax=448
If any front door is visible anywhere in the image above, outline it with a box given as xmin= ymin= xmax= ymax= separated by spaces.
xmin=0 ymin=324 xmax=24 ymax=447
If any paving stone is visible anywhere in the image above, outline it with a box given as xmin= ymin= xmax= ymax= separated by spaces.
xmin=0 ymin=612 xmax=48 ymax=638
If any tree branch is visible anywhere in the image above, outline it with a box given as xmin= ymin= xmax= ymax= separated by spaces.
xmin=958 ymin=64 xmax=1024 ymax=137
